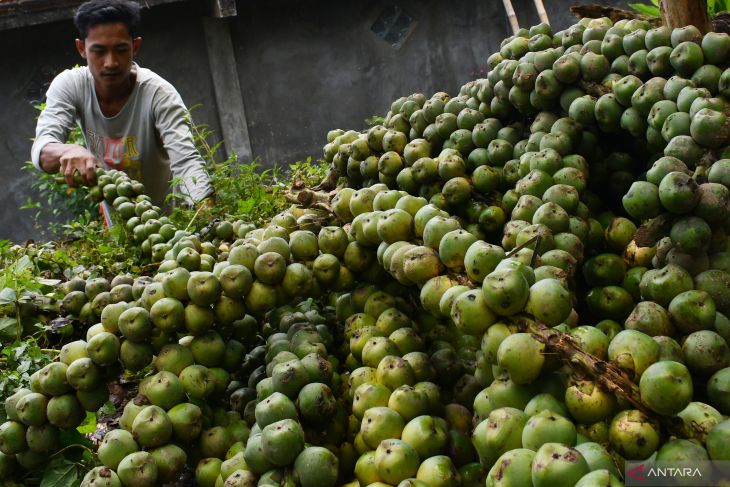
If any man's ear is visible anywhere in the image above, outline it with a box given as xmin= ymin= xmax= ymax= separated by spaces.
xmin=132 ymin=37 xmax=142 ymax=56
xmin=75 ymin=39 xmax=86 ymax=58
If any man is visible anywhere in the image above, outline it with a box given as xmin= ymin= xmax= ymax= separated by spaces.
xmin=31 ymin=0 xmax=213 ymax=207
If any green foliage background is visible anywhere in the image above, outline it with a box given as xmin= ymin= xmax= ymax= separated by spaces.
xmin=629 ymin=0 xmax=730 ymax=17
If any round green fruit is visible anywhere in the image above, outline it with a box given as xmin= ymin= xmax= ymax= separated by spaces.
xmin=261 ymin=418 xmax=305 ymax=466
xmin=531 ymin=443 xmax=589 ymax=487
xmin=293 ymin=446 xmax=339 ymax=487
xmin=117 ymin=451 xmax=158 ymax=487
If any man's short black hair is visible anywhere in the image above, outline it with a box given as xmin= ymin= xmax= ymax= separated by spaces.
xmin=74 ymin=0 xmax=141 ymax=39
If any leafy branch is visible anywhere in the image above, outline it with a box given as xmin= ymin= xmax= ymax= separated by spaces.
xmin=629 ymin=0 xmax=730 ymax=17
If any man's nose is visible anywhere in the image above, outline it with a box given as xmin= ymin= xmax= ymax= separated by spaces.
xmin=104 ymin=53 xmax=118 ymax=68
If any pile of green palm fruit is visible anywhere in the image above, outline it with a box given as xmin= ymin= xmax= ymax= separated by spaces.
xmin=3 ymin=15 xmax=730 ymax=487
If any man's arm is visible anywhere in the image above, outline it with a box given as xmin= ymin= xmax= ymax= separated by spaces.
xmin=40 ymin=143 xmax=99 ymax=187
xmin=31 ymin=69 xmax=98 ymax=186
xmin=152 ymin=87 xmax=214 ymax=205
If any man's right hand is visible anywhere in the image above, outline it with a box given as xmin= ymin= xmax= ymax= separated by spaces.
xmin=59 ymin=145 xmax=99 ymax=187
xmin=41 ymin=143 xmax=100 ymax=187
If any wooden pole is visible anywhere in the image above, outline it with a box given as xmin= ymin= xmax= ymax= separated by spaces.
xmin=533 ymin=0 xmax=550 ymax=25
xmin=660 ymin=0 xmax=712 ymax=33
xmin=502 ymin=0 xmax=520 ymax=35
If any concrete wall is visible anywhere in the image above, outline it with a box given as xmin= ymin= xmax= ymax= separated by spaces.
xmin=0 ymin=0 xmax=628 ymax=242
xmin=229 ymin=0 xmax=626 ymax=166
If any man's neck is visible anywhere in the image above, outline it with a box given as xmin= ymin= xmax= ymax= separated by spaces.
xmin=95 ymin=66 xmax=137 ymax=117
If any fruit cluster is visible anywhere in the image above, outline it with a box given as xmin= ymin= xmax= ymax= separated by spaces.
xmin=4 ymin=14 xmax=730 ymax=487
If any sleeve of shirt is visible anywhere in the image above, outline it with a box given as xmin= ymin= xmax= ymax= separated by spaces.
xmin=152 ymin=86 xmax=214 ymax=204
xmin=30 ymin=70 xmax=79 ymax=169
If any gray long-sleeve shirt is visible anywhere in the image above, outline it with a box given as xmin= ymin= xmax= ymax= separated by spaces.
xmin=31 ymin=64 xmax=213 ymax=205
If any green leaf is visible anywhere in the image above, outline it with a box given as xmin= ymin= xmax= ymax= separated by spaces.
xmin=13 ymin=255 xmax=33 ymax=274
xmin=17 ymin=358 xmax=32 ymax=374
xmin=98 ymin=400 xmax=117 ymax=416
xmin=0 ymin=317 xmax=19 ymax=340
xmin=237 ymin=198 xmax=256 ymax=214
xmin=0 ymin=287 xmax=16 ymax=305
xmin=59 ymin=427 xmax=92 ymax=451
xmin=40 ymin=457 xmax=80 ymax=487
xmin=629 ymin=3 xmax=661 ymax=16
xmin=36 ymin=277 xmax=62 ymax=287
xmin=20 ymin=199 xmax=42 ymax=210
xmin=77 ymin=411 xmax=97 ymax=434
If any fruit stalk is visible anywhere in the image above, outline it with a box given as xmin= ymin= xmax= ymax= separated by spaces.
xmin=517 ymin=318 xmax=643 ymax=406
xmin=284 ymin=184 xmax=334 ymax=212
xmin=518 ymin=318 xmax=709 ymax=442
xmin=660 ymin=0 xmax=711 ymax=33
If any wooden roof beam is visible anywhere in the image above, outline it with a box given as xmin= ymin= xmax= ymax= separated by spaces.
xmin=0 ymin=0 xmax=191 ymax=31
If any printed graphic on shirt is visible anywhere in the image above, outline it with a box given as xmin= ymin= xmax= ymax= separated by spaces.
xmin=86 ymin=129 xmax=142 ymax=180
xmin=85 ymin=130 xmax=104 ymax=155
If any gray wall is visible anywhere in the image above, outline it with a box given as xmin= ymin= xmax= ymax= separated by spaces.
xmin=229 ymin=0 xmax=625 ymax=166
xmin=0 ymin=0 xmax=628 ymax=242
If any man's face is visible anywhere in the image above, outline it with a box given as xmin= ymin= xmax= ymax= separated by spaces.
xmin=75 ymin=22 xmax=141 ymax=91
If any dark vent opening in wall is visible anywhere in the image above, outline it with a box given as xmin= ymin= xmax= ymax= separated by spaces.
xmin=371 ymin=4 xmax=416 ymax=49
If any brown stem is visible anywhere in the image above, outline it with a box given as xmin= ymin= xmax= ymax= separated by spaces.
xmin=660 ymin=0 xmax=712 ymax=33
xmin=517 ymin=319 xmax=645 ymax=406
xmin=517 ymin=319 xmax=705 ymax=441
xmin=506 ymin=234 xmax=541 ymax=258
xmin=578 ymin=80 xmax=612 ymax=98
xmin=283 ymin=185 xmax=336 ymax=214
xmin=312 ymin=167 xmax=339 ymax=192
